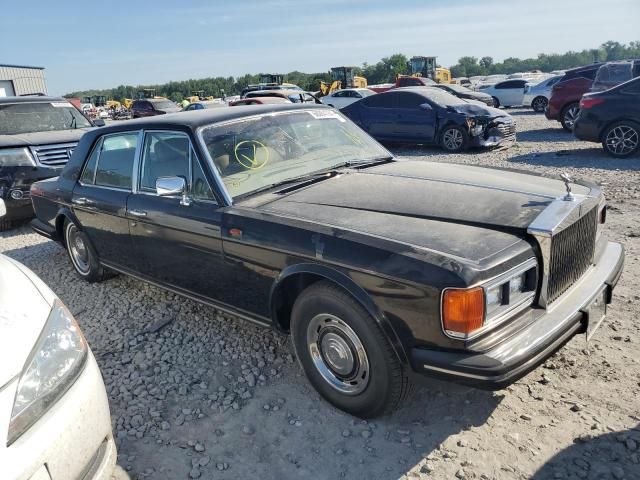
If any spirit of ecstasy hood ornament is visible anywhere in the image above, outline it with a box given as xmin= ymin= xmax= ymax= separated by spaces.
xmin=560 ymin=172 xmax=574 ymax=201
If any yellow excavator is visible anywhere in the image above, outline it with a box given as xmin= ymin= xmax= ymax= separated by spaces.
xmin=319 ymin=66 xmax=368 ymax=96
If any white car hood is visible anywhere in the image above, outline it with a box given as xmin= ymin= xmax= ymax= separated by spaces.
xmin=0 ymin=256 xmax=55 ymax=389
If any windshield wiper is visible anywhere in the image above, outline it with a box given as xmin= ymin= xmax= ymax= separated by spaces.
xmin=330 ymin=156 xmax=394 ymax=170
xmin=237 ymin=170 xmax=339 ymax=199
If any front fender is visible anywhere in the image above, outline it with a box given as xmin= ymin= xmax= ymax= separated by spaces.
xmin=270 ymin=263 xmax=408 ymax=364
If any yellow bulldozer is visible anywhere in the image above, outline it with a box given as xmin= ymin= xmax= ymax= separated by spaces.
xmin=408 ymin=56 xmax=452 ymax=84
xmin=319 ymin=66 xmax=368 ymax=96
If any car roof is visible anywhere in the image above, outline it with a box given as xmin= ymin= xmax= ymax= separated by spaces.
xmin=95 ymin=103 xmax=331 ymax=132
xmin=564 ymin=62 xmax=605 ymax=74
xmin=0 ymin=95 xmax=69 ymax=104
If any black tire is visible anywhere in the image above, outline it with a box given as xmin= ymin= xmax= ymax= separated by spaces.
xmin=560 ymin=102 xmax=580 ymax=131
xmin=63 ymin=219 xmax=107 ymax=282
xmin=531 ymin=96 xmax=548 ymax=113
xmin=601 ymin=121 xmax=640 ymax=158
xmin=290 ymin=281 xmax=410 ymax=418
xmin=440 ymin=125 xmax=469 ymax=153
xmin=492 ymin=96 xmax=500 ymax=108
xmin=0 ymin=217 xmax=13 ymax=232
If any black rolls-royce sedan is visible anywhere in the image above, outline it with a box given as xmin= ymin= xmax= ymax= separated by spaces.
xmin=30 ymin=104 xmax=624 ymax=418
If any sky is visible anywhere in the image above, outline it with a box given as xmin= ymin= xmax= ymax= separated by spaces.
xmin=2 ymin=0 xmax=639 ymax=95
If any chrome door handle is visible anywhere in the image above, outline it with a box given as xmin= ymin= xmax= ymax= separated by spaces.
xmin=129 ymin=209 xmax=147 ymax=217
xmin=72 ymin=197 xmax=90 ymax=205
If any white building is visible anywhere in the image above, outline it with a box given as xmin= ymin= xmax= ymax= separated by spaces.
xmin=0 ymin=64 xmax=48 ymax=96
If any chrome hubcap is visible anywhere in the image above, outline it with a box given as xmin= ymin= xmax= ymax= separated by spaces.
xmin=606 ymin=125 xmax=638 ymax=155
xmin=443 ymin=129 xmax=463 ymax=150
xmin=307 ymin=314 xmax=369 ymax=395
xmin=67 ymin=224 xmax=90 ymax=274
xmin=564 ymin=106 xmax=579 ymax=128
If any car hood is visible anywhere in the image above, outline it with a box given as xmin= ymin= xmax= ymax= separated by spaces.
xmin=446 ymin=103 xmax=507 ymax=118
xmin=258 ymin=161 xmax=592 ymax=262
xmin=0 ymin=256 xmax=55 ymax=389
xmin=0 ymin=128 xmax=93 ymax=149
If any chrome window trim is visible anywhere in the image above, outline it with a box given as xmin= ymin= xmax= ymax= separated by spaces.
xmin=440 ymin=257 xmax=538 ymax=341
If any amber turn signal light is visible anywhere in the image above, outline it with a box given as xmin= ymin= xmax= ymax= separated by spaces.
xmin=442 ymin=287 xmax=485 ymax=336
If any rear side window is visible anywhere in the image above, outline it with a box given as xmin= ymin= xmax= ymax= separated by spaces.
xmin=80 ymin=139 xmax=102 ymax=184
xmin=579 ymin=69 xmax=598 ymax=80
xmin=397 ymin=92 xmax=426 ymax=108
xmin=363 ymin=93 xmax=395 ymax=108
xmin=93 ymin=133 xmax=138 ymax=189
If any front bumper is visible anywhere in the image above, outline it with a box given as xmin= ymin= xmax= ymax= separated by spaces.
xmin=472 ymin=122 xmax=517 ymax=148
xmin=0 ymin=351 xmax=117 ymax=480
xmin=411 ymin=241 xmax=624 ymax=388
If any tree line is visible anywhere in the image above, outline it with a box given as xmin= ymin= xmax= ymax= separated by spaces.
xmin=65 ymin=41 xmax=639 ymax=102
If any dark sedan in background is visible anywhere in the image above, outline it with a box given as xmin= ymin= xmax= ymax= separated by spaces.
xmin=574 ymin=76 xmax=640 ymax=158
xmin=131 ymin=98 xmax=181 ymax=118
xmin=29 ymin=104 xmax=623 ymax=418
xmin=341 ymin=87 xmax=516 ymax=152
xmin=0 ymin=96 xmax=102 ymax=230
xmin=431 ymin=83 xmax=494 ymax=107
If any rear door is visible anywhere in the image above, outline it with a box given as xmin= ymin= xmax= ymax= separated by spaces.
xmin=357 ymin=93 xmax=398 ymax=140
xmin=72 ymin=131 xmax=140 ymax=267
xmin=126 ymin=130 xmax=228 ymax=301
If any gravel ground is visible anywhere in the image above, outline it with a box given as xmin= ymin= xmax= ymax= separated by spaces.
xmin=1 ymin=109 xmax=639 ymax=480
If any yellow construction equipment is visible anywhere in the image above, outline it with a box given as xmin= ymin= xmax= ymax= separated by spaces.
xmin=319 ymin=67 xmax=367 ymax=96
xmin=106 ymin=100 xmax=121 ymax=109
xmin=435 ymin=67 xmax=452 ymax=84
xmin=123 ymin=99 xmax=134 ymax=109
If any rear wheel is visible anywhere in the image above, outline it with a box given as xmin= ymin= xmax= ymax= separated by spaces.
xmin=602 ymin=121 xmax=640 ymax=158
xmin=440 ymin=125 xmax=469 ymax=153
xmin=531 ymin=96 xmax=548 ymax=113
xmin=64 ymin=219 xmax=107 ymax=282
xmin=492 ymin=96 xmax=500 ymax=108
xmin=560 ymin=103 xmax=580 ymax=131
xmin=291 ymin=281 xmax=410 ymax=418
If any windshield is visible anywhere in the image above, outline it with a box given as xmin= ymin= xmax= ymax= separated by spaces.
xmin=443 ymin=84 xmax=470 ymax=93
xmin=0 ymin=101 xmax=92 ymax=135
xmin=150 ymin=100 xmax=177 ymax=110
xmin=200 ymin=109 xmax=390 ymax=199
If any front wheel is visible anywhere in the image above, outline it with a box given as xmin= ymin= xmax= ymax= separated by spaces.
xmin=64 ymin=219 xmax=108 ymax=282
xmin=532 ymin=96 xmax=548 ymax=113
xmin=602 ymin=121 xmax=640 ymax=158
xmin=440 ymin=125 xmax=469 ymax=153
xmin=291 ymin=281 xmax=410 ymax=418
xmin=560 ymin=103 xmax=579 ymax=131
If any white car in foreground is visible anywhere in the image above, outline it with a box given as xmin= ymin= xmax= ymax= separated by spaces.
xmin=321 ymin=88 xmax=375 ymax=109
xmin=0 ymin=254 xmax=117 ymax=480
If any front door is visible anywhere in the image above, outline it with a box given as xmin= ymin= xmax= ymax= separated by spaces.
xmin=394 ymin=92 xmax=436 ymax=142
xmin=126 ymin=130 xmax=230 ymax=305
xmin=72 ymin=131 xmax=139 ymax=267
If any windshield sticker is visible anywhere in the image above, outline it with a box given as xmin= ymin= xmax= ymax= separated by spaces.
xmin=51 ymin=102 xmax=70 ymax=108
xmin=234 ymin=140 xmax=270 ymax=170
xmin=308 ymin=110 xmax=346 ymax=122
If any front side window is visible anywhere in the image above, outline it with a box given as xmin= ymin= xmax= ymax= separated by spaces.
xmin=200 ymin=109 xmax=390 ymax=199
xmin=93 ymin=133 xmax=138 ymax=189
xmin=140 ymin=132 xmax=190 ymax=191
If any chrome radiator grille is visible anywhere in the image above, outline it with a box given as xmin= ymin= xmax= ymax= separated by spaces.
xmin=29 ymin=142 xmax=77 ymax=167
xmin=547 ymin=207 xmax=598 ymax=303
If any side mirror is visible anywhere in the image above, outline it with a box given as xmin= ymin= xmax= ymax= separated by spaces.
xmin=93 ymin=119 xmax=106 ymax=127
xmin=156 ymin=176 xmax=192 ymax=206
xmin=420 ymin=103 xmax=433 ymax=110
